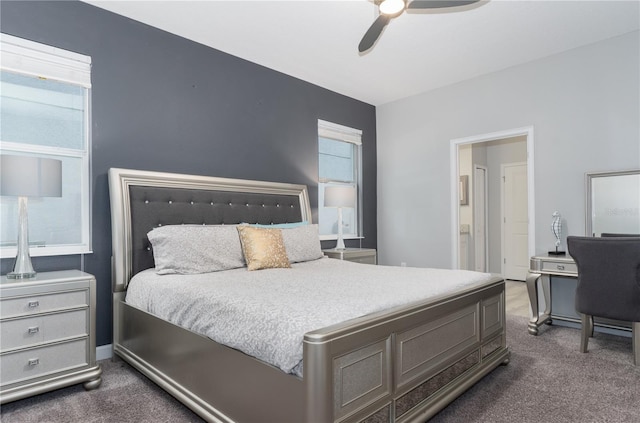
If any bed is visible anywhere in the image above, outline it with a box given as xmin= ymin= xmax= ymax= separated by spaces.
xmin=108 ymin=167 xmax=509 ymax=423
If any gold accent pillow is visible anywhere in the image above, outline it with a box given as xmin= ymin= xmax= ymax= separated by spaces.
xmin=237 ymin=226 xmax=291 ymax=271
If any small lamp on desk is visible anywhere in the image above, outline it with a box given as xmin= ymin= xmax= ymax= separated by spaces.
xmin=324 ymin=185 xmax=356 ymax=250
xmin=549 ymin=211 xmax=566 ymax=255
xmin=1 ymin=155 xmax=62 ymax=279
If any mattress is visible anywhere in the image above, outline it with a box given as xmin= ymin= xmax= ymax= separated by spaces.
xmin=125 ymin=257 xmax=496 ymax=376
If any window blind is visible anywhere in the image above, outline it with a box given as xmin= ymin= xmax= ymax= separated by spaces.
xmin=318 ymin=119 xmax=362 ymax=146
xmin=0 ymin=33 xmax=91 ymax=87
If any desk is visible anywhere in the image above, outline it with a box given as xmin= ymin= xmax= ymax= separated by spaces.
xmin=526 ymin=255 xmax=577 ymax=335
xmin=527 ymin=254 xmax=634 ymax=337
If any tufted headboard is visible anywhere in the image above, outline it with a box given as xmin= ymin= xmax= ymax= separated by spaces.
xmin=108 ymin=168 xmax=312 ymax=292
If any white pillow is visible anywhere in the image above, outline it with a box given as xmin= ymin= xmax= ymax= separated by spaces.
xmin=147 ymin=225 xmax=245 ymax=274
xmin=280 ymin=224 xmax=323 ymax=263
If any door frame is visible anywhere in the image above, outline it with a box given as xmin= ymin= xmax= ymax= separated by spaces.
xmin=449 ymin=126 xmax=535 ymax=270
xmin=501 ymin=161 xmax=528 ymax=278
xmin=474 ymin=164 xmax=489 ymax=272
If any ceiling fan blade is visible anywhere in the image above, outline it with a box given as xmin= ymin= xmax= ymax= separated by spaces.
xmin=358 ymin=14 xmax=392 ymax=53
xmin=407 ymin=0 xmax=480 ymax=9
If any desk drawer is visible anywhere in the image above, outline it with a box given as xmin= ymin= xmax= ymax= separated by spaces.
xmin=0 ymin=290 xmax=88 ymax=319
xmin=1 ymin=309 xmax=88 ymax=352
xmin=540 ymin=261 xmax=577 ymax=274
xmin=0 ymin=338 xmax=88 ymax=387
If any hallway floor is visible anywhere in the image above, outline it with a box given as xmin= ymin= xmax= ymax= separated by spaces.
xmin=505 ymin=280 xmax=530 ymax=318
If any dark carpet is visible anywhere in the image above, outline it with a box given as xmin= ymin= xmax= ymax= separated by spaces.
xmin=1 ymin=315 xmax=638 ymax=422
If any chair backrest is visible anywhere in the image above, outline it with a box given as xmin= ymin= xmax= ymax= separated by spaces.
xmin=567 ymin=236 xmax=640 ymax=322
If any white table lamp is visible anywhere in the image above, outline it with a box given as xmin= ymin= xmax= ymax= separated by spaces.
xmin=324 ymin=185 xmax=356 ymax=250
xmin=1 ymin=155 xmax=62 ymax=279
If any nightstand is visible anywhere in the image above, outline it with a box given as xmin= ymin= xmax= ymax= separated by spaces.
xmin=0 ymin=270 xmax=102 ymax=404
xmin=323 ymin=248 xmax=377 ymax=265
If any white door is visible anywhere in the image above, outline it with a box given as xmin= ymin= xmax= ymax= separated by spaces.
xmin=502 ymin=162 xmax=529 ymax=280
xmin=474 ymin=165 xmax=488 ymax=272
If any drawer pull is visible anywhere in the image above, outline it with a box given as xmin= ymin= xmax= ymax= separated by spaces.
xmin=557 ymin=265 xmax=565 ymax=270
xmin=28 ymin=358 xmax=40 ymax=366
xmin=27 ymin=301 xmax=40 ymax=308
xmin=28 ymin=326 xmax=40 ymax=334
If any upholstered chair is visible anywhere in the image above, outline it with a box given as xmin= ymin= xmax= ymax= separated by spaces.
xmin=567 ymin=236 xmax=640 ymax=366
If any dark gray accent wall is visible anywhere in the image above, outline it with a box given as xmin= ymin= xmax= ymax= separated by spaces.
xmin=0 ymin=1 xmax=377 ymax=347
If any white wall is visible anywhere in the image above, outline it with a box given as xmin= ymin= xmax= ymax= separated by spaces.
xmin=376 ymin=31 xmax=640 ymax=268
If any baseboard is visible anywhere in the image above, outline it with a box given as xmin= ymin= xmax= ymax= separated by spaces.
xmin=96 ymin=344 xmax=113 ymax=361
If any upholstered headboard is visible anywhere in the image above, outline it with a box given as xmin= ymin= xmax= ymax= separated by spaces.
xmin=108 ymin=168 xmax=312 ymax=291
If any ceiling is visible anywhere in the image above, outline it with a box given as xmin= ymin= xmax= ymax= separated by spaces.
xmin=82 ymin=0 xmax=639 ymax=106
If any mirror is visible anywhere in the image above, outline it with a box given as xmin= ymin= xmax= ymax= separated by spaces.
xmin=586 ymin=169 xmax=640 ymax=237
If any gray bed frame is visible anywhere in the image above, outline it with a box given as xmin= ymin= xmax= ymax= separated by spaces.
xmin=108 ymin=167 xmax=509 ymax=423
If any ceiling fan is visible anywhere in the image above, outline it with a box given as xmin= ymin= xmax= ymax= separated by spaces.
xmin=359 ymin=0 xmax=481 ymax=53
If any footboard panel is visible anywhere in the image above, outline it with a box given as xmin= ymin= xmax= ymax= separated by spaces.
xmin=395 ymin=303 xmax=479 ymax=389
xmin=304 ymin=278 xmax=508 ymax=423
xmin=332 ymin=337 xmax=392 ymax=421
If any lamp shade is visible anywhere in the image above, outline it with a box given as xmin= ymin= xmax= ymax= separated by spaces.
xmin=324 ymin=186 xmax=356 ymax=208
xmin=1 ymin=155 xmax=62 ymax=198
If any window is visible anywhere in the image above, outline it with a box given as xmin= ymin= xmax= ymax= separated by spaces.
xmin=317 ymin=119 xmax=362 ymax=240
xmin=0 ymin=34 xmax=92 ymax=258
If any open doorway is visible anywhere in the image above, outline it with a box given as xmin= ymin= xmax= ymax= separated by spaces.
xmin=450 ymin=127 xmax=535 ymax=279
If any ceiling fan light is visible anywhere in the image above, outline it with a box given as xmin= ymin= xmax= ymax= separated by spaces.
xmin=379 ymin=0 xmax=405 ymax=15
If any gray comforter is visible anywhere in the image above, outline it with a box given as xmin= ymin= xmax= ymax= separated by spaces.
xmin=125 ymin=258 xmax=496 ymax=376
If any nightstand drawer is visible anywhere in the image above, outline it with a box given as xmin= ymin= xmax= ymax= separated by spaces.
xmin=1 ymin=309 xmax=88 ymax=352
xmin=0 ymin=289 xmax=88 ymax=319
xmin=0 ymin=338 xmax=88 ymax=387
xmin=540 ymin=261 xmax=577 ymax=274
xmin=349 ymin=255 xmax=377 ymax=265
